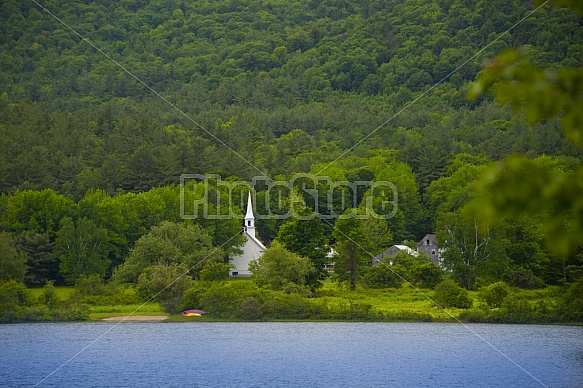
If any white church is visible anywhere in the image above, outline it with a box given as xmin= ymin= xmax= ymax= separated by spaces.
xmin=229 ymin=192 xmax=266 ymax=276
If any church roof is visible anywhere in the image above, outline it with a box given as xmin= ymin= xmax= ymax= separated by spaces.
xmin=245 ymin=230 xmax=266 ymax=250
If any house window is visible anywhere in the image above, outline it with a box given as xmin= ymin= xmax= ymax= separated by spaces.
xmin=426 ymin=239 xmax=430 ymax=245
xmin=232 ymin=271 xmax=238 ymax=276
xmin=248 ymin=220 xmax=251 ymax=226
xmin=432 ymin=249 xmax=436 ymax=255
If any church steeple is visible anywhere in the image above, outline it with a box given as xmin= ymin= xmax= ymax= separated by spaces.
xmin=244 ymin=191 xmax=256 ymax=238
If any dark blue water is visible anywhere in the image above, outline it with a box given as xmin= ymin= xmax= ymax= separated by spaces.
xmin=1 ymin=322 xmax=581 ymax=387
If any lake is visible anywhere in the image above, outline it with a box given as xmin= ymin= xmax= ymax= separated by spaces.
xmin=1 ymin=322 xmax=581 ymax=387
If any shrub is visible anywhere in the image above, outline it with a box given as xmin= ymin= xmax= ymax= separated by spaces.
xmin=263 ymin=292 xmax=313 ymax=319
xmin=75 ymin=274 xmax=106 ymax=296
xmin=40 ymin=281 xmax=59 ymax=308
xmin=0 ymin=281 xmax=32 ymax=322
xmin=480 ymin=281 xmax=511 ymax=308
xmin=458 ymin=308 xmax=490 ymax=323
xmin=501 ymin=294 xmax=532 ymax=323
xmin=565 ymin=265 xmax=583 ymax=283
xmin=410 ymin=262 xmax=443 ymax=289
xmin=138 ymin=264 xmax=194 ymax=314
xmin=24 ymin=304 xmax=53 ymax=321
xmin=200 ymin=281 xmax=262 ymax=318
xmin=199 ymin=262 xmax=233 ymax=281
xmin=237 ymin=297 xmax=265 ymax=321
xmin=180 ymin=281 xmax=210 ymax=312
xmin=112 ymin=286 xmax=142 ymax=305
xmin=73 ymin=282 xmax=142 ymax=306
xmin=383 ymin=310 xmax=433 ymax=322
xmin=560 ymin=278 xmax=583 ymax=322
xmin=503 ymin=265 xmax=545 ymax=289
xmin=347 ymin=303 xmax=375 ymax=320
xmin=433 ymin=280 xmax=473 ymax=309
xmin=362 ymin=264 xmax=407 ymax=289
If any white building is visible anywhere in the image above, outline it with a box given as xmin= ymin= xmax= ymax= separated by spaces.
xmin=372 ymin=245 xmax=418 ymax=266
xmin=229 ymin=192 xmax=266 ymax=276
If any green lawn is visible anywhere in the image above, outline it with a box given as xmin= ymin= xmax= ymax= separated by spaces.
xmin=323 ymin=283 xmax=563 ymax=321
xmin=318 ymin=282 xmax=473 ymax=321
xmin=29 ymin=286 xmax=75 ymax=301
xmin=89 ymin=302 xmax=166 ymax=320
xmin=27 ymin=287 xmax=165 ymax=320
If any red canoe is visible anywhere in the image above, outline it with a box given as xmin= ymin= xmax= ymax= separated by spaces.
xmin=182 ymin=309 xmax=206 ymax=317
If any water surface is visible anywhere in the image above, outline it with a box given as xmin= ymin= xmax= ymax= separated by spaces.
xmin=1 ymin=322 xmax=581 ymax=387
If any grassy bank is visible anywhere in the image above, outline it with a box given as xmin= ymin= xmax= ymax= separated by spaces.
xmin=316 ymin=283 xmax=468 ymax=321
xmin=89 ymin=303 xmax=166 ymax=321
xmin=2 ymin=279 xmax=577 ymax=324
xmin=74 ymin=282 xmax=573 ymax=324
xmin=28 ymin=286 xmax=75 ymax=301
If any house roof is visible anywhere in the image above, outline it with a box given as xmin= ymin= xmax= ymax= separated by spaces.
xmin=373 ymin=244 xmax=418 ymax=260
xmin=393 ymin=245 xmax=418 ymax=256
xmin=418 ymin=234 xmax=437 ymax=243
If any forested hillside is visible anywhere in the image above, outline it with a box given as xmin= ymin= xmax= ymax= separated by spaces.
xmin=0 ymin=0 xmax=582 ymax=296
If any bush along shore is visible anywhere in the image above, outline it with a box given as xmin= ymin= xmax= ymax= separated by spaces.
xmin=1 ymin=277 xmax=581 ymax=324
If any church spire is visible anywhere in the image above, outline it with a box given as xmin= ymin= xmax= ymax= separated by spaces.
xmin=244 ymin=191 xmax=255 ymax=238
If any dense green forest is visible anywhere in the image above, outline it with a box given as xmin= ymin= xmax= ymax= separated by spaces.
xmin=1 ymin=0 xmax=582 ymax=322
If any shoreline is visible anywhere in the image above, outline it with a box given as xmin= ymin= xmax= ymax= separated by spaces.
xmin=102 ymin=315 xmax=168 ymax=322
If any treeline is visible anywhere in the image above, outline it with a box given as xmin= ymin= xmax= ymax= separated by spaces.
xmin=0 ymin=186 xmax=245 ymax=286
xmin=1 ymin=151 xmax=581 ymax=291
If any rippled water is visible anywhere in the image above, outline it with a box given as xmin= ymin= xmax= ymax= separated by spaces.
xmin=1 ymin=322 xmax=581 ymax=387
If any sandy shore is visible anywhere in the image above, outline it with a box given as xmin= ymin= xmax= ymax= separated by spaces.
xmin=102 ymin=315 xmax=168 ymax=322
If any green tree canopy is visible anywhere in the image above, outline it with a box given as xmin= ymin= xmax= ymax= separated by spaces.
xmin=276 ymin=214 xmax=329 ymax=290
xmin=332 ymin=214 xmax=374 ymax=290
xmin=15 ymin=230 xmax=56 ymax=286
xmin=249 ymin=241 xmax=315 ymax=294
xmin=138 ymin=263 xmax=194 ymax=314
xmin=437 ymin=208 xmax=508 ymax=290
xmin=112 ymin=221 xmax=221 ymax=284
xmin=53 ymin=217 xmax=111 ymax=285
xmin=0 ymin=232 xmax=27 ymax=283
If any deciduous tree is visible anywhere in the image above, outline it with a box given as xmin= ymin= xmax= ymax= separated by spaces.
xmin=437 ymin=209 xmax=508 ymax=290
xmin=0 ymin=232 xmax=27 ymax=283
xmin=332 ymin=215 xmax=374 ymax=290
xmin=249 ymin=241 xmax=314 ymax=294
xmin=112 ymin=221 xmax=221 ymax=284
xmin=53 ymin=217 xmax=111 ymax=285
xmin=277 ymin=215 xmax=329 ymax=290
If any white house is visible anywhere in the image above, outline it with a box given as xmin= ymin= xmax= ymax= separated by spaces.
xmin=229 ymin=192 xmax=266 ymax=276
